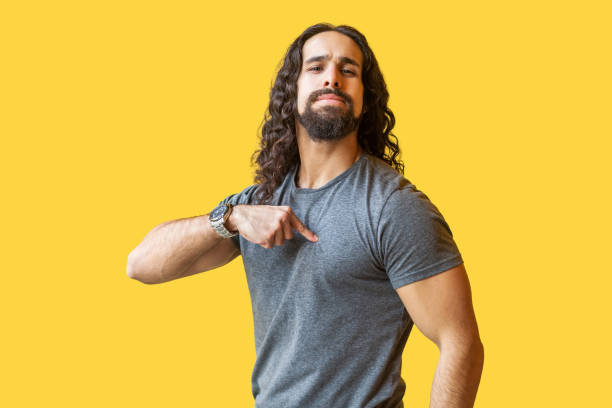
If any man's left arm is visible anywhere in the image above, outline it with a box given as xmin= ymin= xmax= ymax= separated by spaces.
xmin=395 ymin=263 xmax=484 ymax=408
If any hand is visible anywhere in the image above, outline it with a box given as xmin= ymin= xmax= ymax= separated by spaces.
xmin=227 ymin=205 xmax=318 ymax=249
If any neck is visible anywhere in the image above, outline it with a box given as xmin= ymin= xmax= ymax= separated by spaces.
xmin=294 ymin=126 xmax=363 ymax=189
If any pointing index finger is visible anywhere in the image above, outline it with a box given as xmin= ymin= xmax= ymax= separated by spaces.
xmin=288 ymin=213 xmax=318 ymax=242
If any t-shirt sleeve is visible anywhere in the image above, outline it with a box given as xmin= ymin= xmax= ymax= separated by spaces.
xmin=377 ymin=186 xmax=464 ymax=290
xmin=216 ymin=184 xmax=260 ymax=251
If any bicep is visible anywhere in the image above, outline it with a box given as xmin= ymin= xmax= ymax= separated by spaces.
xmin=395 ymin=263 xmax=481 ymax=349
xmin=180 ymin=237 xmax=241 ymax=279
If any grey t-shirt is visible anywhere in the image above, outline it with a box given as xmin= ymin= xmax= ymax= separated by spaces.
xmin=218 ymin=152 xmax=464 ymax=408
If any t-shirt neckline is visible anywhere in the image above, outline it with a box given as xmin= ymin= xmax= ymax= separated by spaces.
xmin=291 ymin=152 xmax=367 ymax=194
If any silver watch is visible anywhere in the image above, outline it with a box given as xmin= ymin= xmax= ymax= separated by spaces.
xmin=209 ymin=203 xmax=238 ymax=238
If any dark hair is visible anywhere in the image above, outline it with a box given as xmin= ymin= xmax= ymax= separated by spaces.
xmin=251 ymin=22 xmax=404 ymax=204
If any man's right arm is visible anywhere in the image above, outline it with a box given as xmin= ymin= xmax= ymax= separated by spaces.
xmin=126 ymin=210 xmax=241 ymax=285
xmin=126 ymin=203 xmax=318 ymax=284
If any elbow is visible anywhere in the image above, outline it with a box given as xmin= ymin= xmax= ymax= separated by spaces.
xmin=472 ymin=338 xmax=484 ymax=362
xmin=126 ymin=251 xmax=137 ymax=279
xmin=439 ymin=333 xmax=484 ymax=357
xmin=466 ymin=337 xmax=485 ymax=369
xmin=126 ymin=249 xmax=141 ymax=279
xmin=472 ymin=340 xmax=485 ymax=374
xmin=126 ymin=251 xmax=159 ymax=285
xmin=472 ymin=335 xmax=484 ymax=356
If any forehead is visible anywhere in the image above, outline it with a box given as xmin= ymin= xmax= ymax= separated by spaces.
xmin=302 ymin=31 xmax=363 ymax=67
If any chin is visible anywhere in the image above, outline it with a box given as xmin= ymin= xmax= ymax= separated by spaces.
xmin=316 ymin=105 xmax=349 ymax=115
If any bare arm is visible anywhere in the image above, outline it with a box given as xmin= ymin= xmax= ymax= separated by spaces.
xmin=126 ymin=212 xmax=239 ymax=285
xmin=126 ymin=204 xmax=318 ymax=285
xmin=395 ymin=263 xmax=484 ymax=407
xmin=430 ymin=335 xmax=484 ymax=408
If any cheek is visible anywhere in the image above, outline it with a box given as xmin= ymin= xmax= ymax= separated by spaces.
xmin=296 ymin=92 xmax=305 ymax=114
xmin=350 ymin=92 xmax=362 ymax=115
xmin=356 ymin=90 xmax=365 ymax=114
xmin=296 ymin=85 xmax=310 ymax=114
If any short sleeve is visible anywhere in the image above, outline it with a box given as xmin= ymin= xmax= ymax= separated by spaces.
xmin=377 ymin=187 xmax=464 ymax=290
xmin=217 ymin=184 xmax=260 ymax=251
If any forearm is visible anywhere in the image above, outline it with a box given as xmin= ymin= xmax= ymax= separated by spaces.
xmin=430 ymin=340 xmax=484 ymax=408
xmin=127 ymin=213 xmax=223 ymax=284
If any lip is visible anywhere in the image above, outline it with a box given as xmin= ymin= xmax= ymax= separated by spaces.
xmin=317 ymin=94 xmax=345 ymax=103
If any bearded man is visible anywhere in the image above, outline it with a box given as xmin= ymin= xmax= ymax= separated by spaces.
xmin=127 ymin=23 xmax=484 ymax=408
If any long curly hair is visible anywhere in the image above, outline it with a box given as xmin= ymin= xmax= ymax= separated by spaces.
xmin=251 ymin=22 xmax=404 ymax=205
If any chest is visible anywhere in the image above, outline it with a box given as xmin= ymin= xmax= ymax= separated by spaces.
xmin=241 ymin=204 xmax=386 ymax=298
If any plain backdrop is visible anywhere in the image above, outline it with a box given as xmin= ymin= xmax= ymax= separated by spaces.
xmin=1 ymin=1 xmax=610 ymax=406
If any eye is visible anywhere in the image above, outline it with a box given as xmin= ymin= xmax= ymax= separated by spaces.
xmin=307 ymin=66 xmax=356 ymax=75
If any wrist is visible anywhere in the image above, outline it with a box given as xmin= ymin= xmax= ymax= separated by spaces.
xmin=225 ymin=204 xmax=241 ymax=233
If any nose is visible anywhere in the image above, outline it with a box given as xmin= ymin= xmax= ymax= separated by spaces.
xmin=323 ymin=65 xmax=341 ymax=89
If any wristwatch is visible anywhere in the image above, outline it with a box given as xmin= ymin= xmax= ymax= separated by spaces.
xmin=209 ymin=202 xmax=238 ymax=238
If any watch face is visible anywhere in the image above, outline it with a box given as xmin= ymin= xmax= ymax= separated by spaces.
xmin=210 ymin=204 xmax=227 ymax=222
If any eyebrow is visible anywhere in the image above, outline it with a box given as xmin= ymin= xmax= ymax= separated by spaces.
xmin=304 ymin=54 xmax=361 ymax=68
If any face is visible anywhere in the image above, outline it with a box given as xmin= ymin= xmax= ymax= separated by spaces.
xmin=295 ymin=31 xmax=365 ymax=142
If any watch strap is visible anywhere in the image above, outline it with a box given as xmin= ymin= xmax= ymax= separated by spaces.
xmin=209 ymin=203 xmax=238 ymax=238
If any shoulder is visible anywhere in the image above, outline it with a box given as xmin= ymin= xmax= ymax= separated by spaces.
xmin=378 ymin=186 xmax=455 ymax=247
xmin=383 ymin=185 xmax=442 ymax=219
xmin=360 ymin=153 xmax=426 ymax=213
xmin=218 ymin=184 xmax=261 ymax=206
xmin=360 ymin=155 xmax=452 ymax=236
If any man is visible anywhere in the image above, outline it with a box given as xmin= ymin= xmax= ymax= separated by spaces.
xmin=127 ymin=23 xmax=484 ymax=408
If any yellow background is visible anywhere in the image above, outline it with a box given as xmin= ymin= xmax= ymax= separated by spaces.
xmin=1 ymin=0 xmax=610 ymax=406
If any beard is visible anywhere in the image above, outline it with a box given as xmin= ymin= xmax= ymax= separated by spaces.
xmin=296 ymin=89 xmax=362 ymax=142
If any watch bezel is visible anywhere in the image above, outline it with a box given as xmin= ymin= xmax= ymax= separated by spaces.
xmin=210 ymin=203 xmax=230 ymax=222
